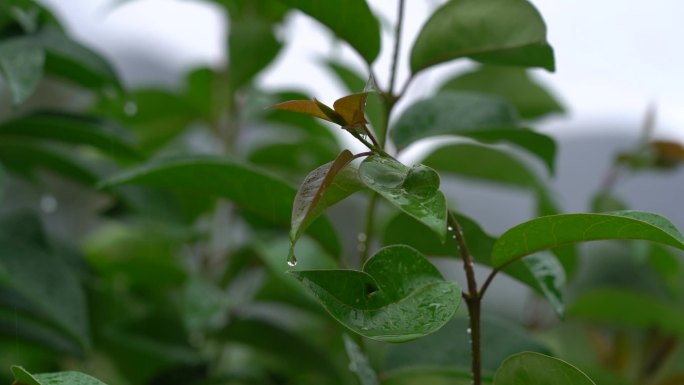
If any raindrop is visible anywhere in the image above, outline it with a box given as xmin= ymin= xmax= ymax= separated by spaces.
xmin=447 ymin=226 xmax=453 ymax=231
xmin=452 ymin=234 xmax=457 ymax=239
xmin=287 ymin=253 xmax=298 ymax=267
xmin=466 ymin=328 xmax=472 ymax=334
xmin=39 ymin=194 xmax=58 ymax=213
xmin=124 ymin=101 xmax=138 ymax=116
xmin=357 ymin=232 xmax=367 ymax=242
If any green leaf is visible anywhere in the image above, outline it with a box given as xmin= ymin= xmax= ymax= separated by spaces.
xmin=0 ymin=36 xmax=44 ymax=106
xmin=228 ymin=15 xmax=282 ymax=90
xmin=0 ymin=217 xmax=90 ymax=350
xmin=383 ymin=212 xmax=566 ymax=316
xmin=385 ymin=316 xmax=548 ymax=376
xmin=343 ymin=334 xmax=379 ymax=385
xmin=98 ymin=155 xmax=341 ymax=256
xmin=568 ymin=288 xmax=684 ymax=338
xmin=391 ymin=92 xmax=556 ymax=173
xmin=37 ymin=26 xmax=122 ymax=91
xmin=410 ymin=0 xmax=554 ymax=73
xmin=248 ymin=138 xmax=339 ymax=176
xmin=440 ymin=65 xmax=564 ymax=120
xmin=289 ymin=245 xmax=461 ymax=342
xmin=11 ymin=366 xmax=109 ymax=385
xmin=360 ymin=156 xmax=447 ymax=241
xmin=493 ymin=352 xmax=595 ymax=385
xmin=392 ymin=92 xmax=518 ymax=149
xmin=492 ymin=211 xmax=684 ymax=268
xmin=0 ymin=140 xmax=98 ymax=185
xmin=0 ymin=112 xmax=141 ymax=161
xmin=279 ymin=0 xmax=380 ymax=63
xmin=289 ymin=150 xmax=361 ymax=263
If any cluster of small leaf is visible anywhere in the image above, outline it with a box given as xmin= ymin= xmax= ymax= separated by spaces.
xmin=2 ymin=0 xmax=684 ymax=385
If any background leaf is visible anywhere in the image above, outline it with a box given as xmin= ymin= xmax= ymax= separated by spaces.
xmin=289 ymin=245 xmax=461 ymax=342
xmin=492 ymin=352 xmax=595 ymax=385
xmin=278 ymin=0 xmax=381 ymax=63
xmin=410 ymin=0 xmax=554 ymax=73
xmin=11 ymin=366 xmax=108 ymax=385
xmin=440 ymin=65 xmax=564 ymax=120
xmin=228 ymin=15 xmax=282 ymax=91
xmin=0 ymin=36 xmax=44 ymax=105
xmin=99 ymin=155 xmax=342 ymax=256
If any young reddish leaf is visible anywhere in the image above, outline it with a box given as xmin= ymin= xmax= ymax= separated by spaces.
xmin=333 ymin=92 xmax=369 ymax=128
xmin=314 ymin=98 xmax=347 ymax=126
xmin=289 ymin=150 xmax=362 ymax=263
xmin=268 ymin=99 xmax=333 ymax=122
xmin=652 ymin=140 xmax=684 ymax=165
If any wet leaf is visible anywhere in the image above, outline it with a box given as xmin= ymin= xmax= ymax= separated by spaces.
xmin=410 ymin=0 xmax=554 ymax=73
xmin=493 ymin=352 xmax=595 ymax=385
xmin=289 ymin=245 xmax=461 ymax=342
xmin=290 ymin=150 xmax=362 ymax=260
xmin=343 ymin=334 xmax=379 ymax=385
xmin=359 ymin=156 xmax=447 ymax=241
xmin=492 ymin=211 xmax=684 ymax=268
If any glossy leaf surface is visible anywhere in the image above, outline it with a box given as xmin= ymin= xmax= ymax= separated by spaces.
xmin=290 ymin=150 xmax=361 ymax=259
xmin=11 ymin=366 xmax=108 ymax=385
xmin=279 ymin=0 xmax=381 ymax=62
xmin=0 ymin=36 xmax=44 ymax=105
xmin=289 ymin=245 xmax=461 ymax=342
xmin=360 ymin=156 xmax=447 ymax=241
xmin=493 ymin=352 xmax=595 ymax=385
xmin=492 ymin=211 xmax=684 ymax=268
xmin=391 ymin=92 xmax=518 ymax=150
xmin=99 ymin=156 xmax=341 ymax=256
xmin=440 ymin=65 xmax=564 ymax=119
xmin=410 ymin=0 xmax=554 ymax=73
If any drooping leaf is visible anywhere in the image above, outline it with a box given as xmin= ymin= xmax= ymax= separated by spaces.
xmin=98 ymin=155 xmax=341 ymax=256
xmin=383 ymin=212 xmax=566 ymax=316
xmin=391 ymin=92 xmax=518 ymax=149
xmin=360 ymin=156 xmax=447 ymax=241
xmin=270 ymin=92 xmax=370 ymax=129
xmin=492 ymin=211 xmax=684 ymax=268
xmin=0 ymin=112 xmax=142 ymax=161
xmin=385 ymin=316 xmax=549 ymax=376
xmin=332 ymin=92 xmax=369 ymax=128
xmin=269 ymin=99 xmax=338 ymax=123
xmin=289 ymin=245 xmax=461 ymax=342
xmin=0 ymin=36 xmax=44 ymax=105
xmin=568 ymin=288 xmax=684 ymax=338
xmin=440 ymin=65 xmax=564 ymax=120
xmin=0 ymin=140 xmax=98 ymax=185
xmin=290 ymin=150 xmax=361 ymax=261
xmin=343 ymin=334 xmax=379 ymax=385
xmin=228 ymin=15 xmax=282 ymax=90
xmin=11 ymin=366 xmax=109 ymax=385
xmin=37 ymin=26 xmax=122 ymax=91
xmin=492 ymin=352 xmax=595 ymax=385
xmin=410 ymin=0 xmax=554 ymax=73
xmin=278 ymin=0 xmax=381 ymax=63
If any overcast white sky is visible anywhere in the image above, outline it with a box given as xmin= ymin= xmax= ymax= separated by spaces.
xmin=42 ymin=0 xmax=684 ymax=143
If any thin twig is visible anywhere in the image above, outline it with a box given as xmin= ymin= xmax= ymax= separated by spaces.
xmin=388 ymin=0 xmax=405 ymax=97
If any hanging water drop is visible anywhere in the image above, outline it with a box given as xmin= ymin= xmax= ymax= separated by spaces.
xmin=466 ymin=328 xmax=472 ymax=334
xmin=124 ymin=101 xmax=138 ymax=116
xmin=447 ymin=225 xmax=453 ymax=231
xmin=287 ymin=254 xmax=298 ymax=267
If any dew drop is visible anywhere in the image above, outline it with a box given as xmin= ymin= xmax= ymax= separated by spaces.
xmin=124 ymin=101 xmax=138 ymax=116
xmin=452 ymin=234 xmax=457 ymax=239
xmin=357 ymin=232 xmax=367 ymax=242
xmin=447 ymin=225 xmax=453 ymax=231
xmin=287 ymin=253 xmax=297 ymax=267
xmin=466 ymin=328 xmax=472 ymax=334
xmin=40 ymin=194 xmax=58 ymax=213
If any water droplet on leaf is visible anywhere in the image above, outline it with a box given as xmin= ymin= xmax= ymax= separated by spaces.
xmin=124 ymin=101 xmax=138 ymax=116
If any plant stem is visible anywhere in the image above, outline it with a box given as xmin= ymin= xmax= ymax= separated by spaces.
xmin=447 ymin=212 xmax=482 ymax=385
xmin=388 ymin=0 xmax=405 ymax=97
xmin=360 ymin=192 xmax=378 ymax=264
